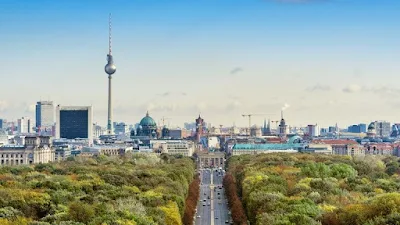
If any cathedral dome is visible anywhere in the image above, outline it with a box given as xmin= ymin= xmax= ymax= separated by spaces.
xmin=140 ymin=111 xmax=156 ymax=127
xmin=368 ymin=122 xmax=375 ymax=130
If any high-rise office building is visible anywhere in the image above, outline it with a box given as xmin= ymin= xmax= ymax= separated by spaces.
xmin=17 ymin=117 xmax=31 ymax=133
xmin=0 ymin=119 xmax=4 ymax=129
xmin=36 ymin=101 xmax=54 ymax=128
xmin=93 ymin=123 xmax=106 ymax=139
xmin=348 ymin=125 xmax=360 ymax=133
xmin=375 ymin=121 xmax=391 ymax=137
xmin=307 ymin=124 xmax=320 ymax=137
xmin=359 ymin=123 xmax=367 ymax=133
xmin=36 ymin=101 xmax=55 ymax=134
xmin=56 ymin=106 xmax=93 ymax=144
xmin=347 ymin=123 xmax=367 ymax=133
xmin=114 ymin=122 xmax=128 ymax=135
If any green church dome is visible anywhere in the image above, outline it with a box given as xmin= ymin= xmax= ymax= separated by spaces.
xmin=140 ymin=111 xmax=157 ymax=127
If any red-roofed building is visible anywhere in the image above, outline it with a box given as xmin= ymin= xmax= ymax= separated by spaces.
xmin=365 ymin=143 xmax=394 ymax=156
xmin=265 ymin=137 xmax=284 ymax=143
xmin=312 ymin=139 xmax=364 ymax=156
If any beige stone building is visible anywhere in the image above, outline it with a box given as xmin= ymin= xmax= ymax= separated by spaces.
xmin=0 ymin=136 xmax=55 ymax=165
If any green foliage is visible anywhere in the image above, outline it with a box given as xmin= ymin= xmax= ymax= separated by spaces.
xmin=227 ymin=153 xmax=400 ymax=225
xmin=0 ymin=154 xmax=195 ymax=224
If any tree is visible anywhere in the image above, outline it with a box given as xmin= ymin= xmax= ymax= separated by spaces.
xmin=67 ymin=202 xmax=95 ymax=223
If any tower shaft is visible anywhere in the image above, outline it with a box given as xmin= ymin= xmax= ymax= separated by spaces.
xmin=107 ymin=75 xmax=113 ymax=134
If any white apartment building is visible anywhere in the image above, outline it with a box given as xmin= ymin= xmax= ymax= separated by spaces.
xmin=17 ymin=117 xmax=31 ymax=134
xmin=0 ymin=130 xmax=8 ymax=146
xmin=82 ymin=145 xmax=133 ymax=157
xmin=93 ymin=124 xmax=106 ymax=139
xmin=151 ymin=140 xmax=194 ymax=157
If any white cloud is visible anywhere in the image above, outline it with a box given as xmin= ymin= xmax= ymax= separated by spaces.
xmin=306 ymin=84 xmax=331 ymax=92
xmin=363 ymin=86 xmax=400 ymax=95
xmin=328 ymin=100 xmax=338 ymax=105
xmin=343 ymin=84 xmax=362 ymax=93
xmin=0 ymin=100 xmax=8 ymax=112
xmin=281 ymin=103 xmax=290 ymax=111
xmin=25 ymin=104 xmax=36 ymax=113
xmin=226 ymin=100 xmax=242 ymax=111
xmin=342 ymin=85 xmax=400 ymax=95
xmin=145 ymin=102 xmax=179 ymax=112
xmin=230 ymin=67 xmax=243 ymax=75
xmin=158 ymin=92 xmax=187 ymax=97
xmin=196 ymin=102 xmax=208 ymax=111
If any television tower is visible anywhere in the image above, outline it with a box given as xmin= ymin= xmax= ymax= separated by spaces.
xmin=105 ymin=13 xmax=116 ymax=134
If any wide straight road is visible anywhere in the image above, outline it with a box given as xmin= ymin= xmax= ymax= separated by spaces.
xmin=212 ymin=169 xmax=231 ymax=225
xmin=195 ymin=168 xmax=232 ymax=225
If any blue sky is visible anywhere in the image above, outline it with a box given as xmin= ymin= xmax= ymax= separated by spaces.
xmin=1 ymin=0 xmax=400 ymax=128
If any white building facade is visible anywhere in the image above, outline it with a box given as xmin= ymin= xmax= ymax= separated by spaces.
xmin=17 ymin=117 xmax=31 ymax=134
xmin=0 ymin=136 xmax=55 ymax=165
xmin=151 ymin=140 xmax=195 ymax=157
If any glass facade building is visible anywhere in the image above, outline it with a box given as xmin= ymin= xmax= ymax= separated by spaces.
xmin=56 ymin=106 xmax=93 ymax=144
xmin=59 ymin=110 xmax=89 ymax=139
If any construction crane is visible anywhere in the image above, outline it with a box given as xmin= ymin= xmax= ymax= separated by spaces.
xmin=272 ymin=120 xmax=280 ymax=129
xmin=242 ymin=114 xmax=272 ymax=136
xmin=159 ymin=117 xmax=171 ymax=127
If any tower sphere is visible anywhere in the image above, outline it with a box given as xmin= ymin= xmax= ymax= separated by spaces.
xmin=105 ymin=63 xmax=116 ymax=75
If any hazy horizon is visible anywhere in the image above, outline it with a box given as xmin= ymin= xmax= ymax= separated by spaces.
xmin=1 ymin=0 xmax=400 ymax=128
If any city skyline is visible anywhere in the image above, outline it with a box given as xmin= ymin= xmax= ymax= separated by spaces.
xmin=1 ymin=0 xmax=400 ymax=127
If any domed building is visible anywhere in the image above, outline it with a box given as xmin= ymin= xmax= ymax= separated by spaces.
xmin=136 ymin=111 xmax=158 ymax=138
xmin=367 ymin=122 xmax=376 ymax=138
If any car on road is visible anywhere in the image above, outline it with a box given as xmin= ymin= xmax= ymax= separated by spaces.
xmin=197 ymin=215 xmax=201 ymax=218
xmin=225 ymin=220 xmax=229 ymax=223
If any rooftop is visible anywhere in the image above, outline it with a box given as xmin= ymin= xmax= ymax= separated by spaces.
xmin=0 ymin=145 xmax=26 ymax=150
xmin=232 ymin=143 xmax=304 ymax=150
xmin=312 ymin=139 xmax=359 ymax=145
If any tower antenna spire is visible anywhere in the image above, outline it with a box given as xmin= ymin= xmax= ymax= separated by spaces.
xmin=105 ymin=13 xmax=116 ymax=135
xmin=109 ymin=13 xmax=112 ymax=55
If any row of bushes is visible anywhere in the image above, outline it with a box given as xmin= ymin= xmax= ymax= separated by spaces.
xmin=223 ymin=173 xmax=247 ymax=225
xmin=183 ymin=175 xmax=201 ymax=225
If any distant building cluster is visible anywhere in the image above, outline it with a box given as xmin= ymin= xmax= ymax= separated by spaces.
xmin=1 ymin=18 xmax=400 ymax=166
